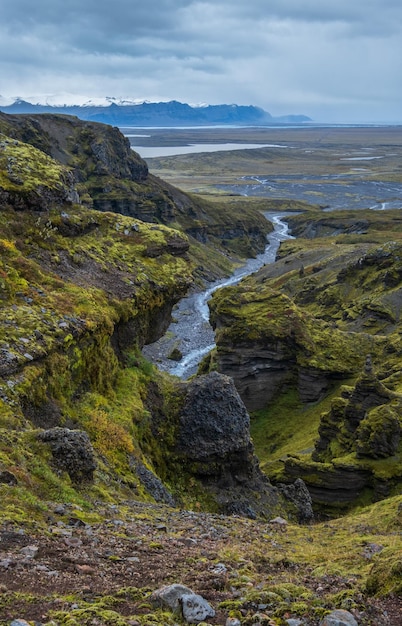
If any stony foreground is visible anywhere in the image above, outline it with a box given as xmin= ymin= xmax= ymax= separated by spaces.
xmin=0 ymin=498 xmax=401 ymax=625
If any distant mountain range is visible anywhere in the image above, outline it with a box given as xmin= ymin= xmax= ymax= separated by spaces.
xmin=0 ymin=95 xmax=311 ymax=126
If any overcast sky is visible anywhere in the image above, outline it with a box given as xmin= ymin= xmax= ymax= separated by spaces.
xmin=1 ymin=0 xmax=401 ymax=123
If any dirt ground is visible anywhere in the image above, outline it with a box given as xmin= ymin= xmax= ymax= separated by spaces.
xmin=0 ymin=501 xmax=401 ymax=625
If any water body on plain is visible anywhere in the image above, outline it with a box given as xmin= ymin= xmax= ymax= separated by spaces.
xmin=129 ymin=142 xmax=287 ymax=158
xmin=128 ymin=132 xmax=402 ymax=210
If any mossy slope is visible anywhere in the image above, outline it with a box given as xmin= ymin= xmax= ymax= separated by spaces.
xmin=0 ymin=123 xmax=293 ymax=525
xmin=0 ymin=112 xmax=273 ymax=279
xmin=209 ymin=209 xmax=402 ymax=511
xmin=0 ymin=130 xmax=212 ymax=520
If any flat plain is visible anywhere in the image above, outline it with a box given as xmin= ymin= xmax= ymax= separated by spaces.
xmin=127 ymin=126 xmax=402 ymax=210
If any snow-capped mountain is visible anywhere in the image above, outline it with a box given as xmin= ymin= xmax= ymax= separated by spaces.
xmin=1 ymin=93 xmax=167 ymax=107
xmin=0 ymin=94 xmax=311 ymax=126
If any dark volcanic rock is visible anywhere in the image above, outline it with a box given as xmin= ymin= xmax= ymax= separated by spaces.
xmin=177 ymin=371 xmax=251 ymax=460
xmin=283 ymin=457 xmax=373 ymax=505
xmin=213 ymin=340 xmax=297 ymax=412
xmin=0 ymin=470 xmax=18 ymax=486
xmin=277 ymin=478 xmax=314 ymax=522
xmin=344 ymin=372 xmax=396 ymax=433
xmin=314 ymin=368 xmax=400 ymax=460
xmin=38 ymin=427 xmax=96 ymax=483
xmin=298 ymin=367 xmax=330 ymax=403
xmin=132 ymin=459 xmax=176 ymax=506
xmin=176 ymin=372 xmax=307 ymax=520
xmin=144 ymin=234 xmax=190 ymax=258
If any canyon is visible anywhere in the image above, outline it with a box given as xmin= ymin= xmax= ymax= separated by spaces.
xmin=0 ymin=115 xmax=401 ymax=625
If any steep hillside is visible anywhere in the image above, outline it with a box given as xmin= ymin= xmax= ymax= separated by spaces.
xmin=0 ymin=119 xmax=303 ymax=523
xmin=0 ymin=112 xmax=272 ymax=280
xmin=208 ymin=209 xmax=402 ymax=513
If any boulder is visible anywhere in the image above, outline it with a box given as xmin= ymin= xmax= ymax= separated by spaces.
xmin=150 ymin=583 xmax=193 ymax=611
xmin=176 ymin=371 xmax=250 ymax=460
xmin=277 ymin=478 xmax=314 ymax=522
xmin=150 ymin=583 xmax=215 ymax=623
xmin=181 ymin=592 xmax=216 ymax=624
xmin=176 ymin=372 xmax=291 ymax=519
xmin=0 ymin=470 xmax=17 ymax=485
xmin=38 ymin=427 xmax=96 ymax=483
xmin=132 ymin=459 xmax=175 ymax=506
xmin=319 ymin=609 xmax=358 ymax=626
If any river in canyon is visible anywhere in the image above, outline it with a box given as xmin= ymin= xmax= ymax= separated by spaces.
xmin=142 ymin=213 xmax=294 ymax=378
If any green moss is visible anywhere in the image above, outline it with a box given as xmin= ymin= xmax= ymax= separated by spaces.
xmin=356 ymin=404 xmax=402 ymax=459
xmin=0 ymin=134 xmax=69 ymax=194
xmin=0 ymin=186 xmax=200 ymax=514
xmin=251 ymin=384 xmax=346 ymax=473
xmin=366 ymin=549 xmax=402 ymax=596
xmin=50 ymin=607 xmax=130 ymax=626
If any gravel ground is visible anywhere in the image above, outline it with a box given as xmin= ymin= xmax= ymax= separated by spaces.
xmin=1 ymin=501 xmax=401 ymax=625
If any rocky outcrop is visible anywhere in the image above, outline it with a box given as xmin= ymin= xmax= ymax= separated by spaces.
xmin=0 ymin=112 xmax=148 ymax=183
xmin=38 ymin=427 xmax=96 ymax=483
xmin=277 ymin=478 xmax=314 ymax=523
xmin=144 ymin=233 xmax=189 ymax=258
xmin=209 ymin=282 xmax=360 ymax=411
xmin=281 ymin=361 xmax=402 ymax=510
xmin=131 ymin=459 xmax=175 ymax=506
xmin=314 ymin=364 xmax=401 ymax=461
xmin=287 ymin=214 xmax=369 ymax=239
xmin=0 ymin=112 xmax=191 ymax=225
xmin=212 ymin=340 xmax=297 ymax=412
xmin=0 ymin=135 xmax=80 ymax=211
xmin=282 ymin=457 xmax=374 ymax=506
xmin=176 ymin=371 xmax=251 ymax=460
xmin=175 ymin=372 xmax=311 ymax=520
xmin=356 ymin=405 xmax=401 ymax=459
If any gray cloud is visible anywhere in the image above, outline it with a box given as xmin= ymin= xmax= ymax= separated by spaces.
xmin=1 ymin=0 xmax=401 ymax=121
